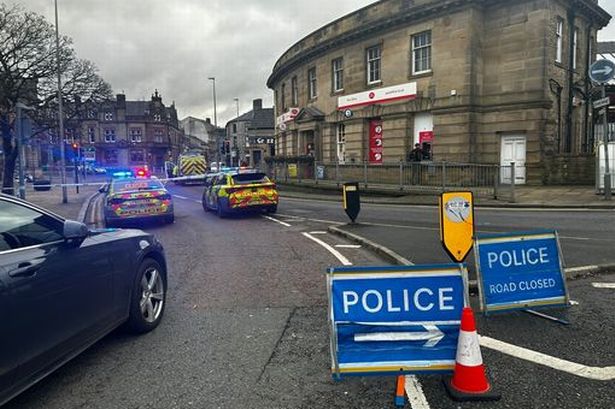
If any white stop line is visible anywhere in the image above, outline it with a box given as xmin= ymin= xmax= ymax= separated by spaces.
xmin=592 ymin=282 xmax=615 ymax=289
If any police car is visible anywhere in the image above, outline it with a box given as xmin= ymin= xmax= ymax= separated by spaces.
xmin=101 ymin=175 xmax=174 ymax=227
xmin=201 ymin=168 xmax=278 ymax=217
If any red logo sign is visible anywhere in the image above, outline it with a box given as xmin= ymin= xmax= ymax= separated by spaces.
xmin=368 ymin=92 xmax=375 ymax=99
xmin=369 ymin=120 xmax=383 ymax=165
xmin=419 ymin=131 xmax=434 ymax=143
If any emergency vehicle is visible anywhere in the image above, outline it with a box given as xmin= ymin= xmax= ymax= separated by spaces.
xmin=174 ymin=153 xmax=207 ymax=185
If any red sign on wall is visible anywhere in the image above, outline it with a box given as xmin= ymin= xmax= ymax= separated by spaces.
xmin=369 ymin=120 xmax=383 ymax=165
xmin=419 ymin=131 xmax=434 ymax=143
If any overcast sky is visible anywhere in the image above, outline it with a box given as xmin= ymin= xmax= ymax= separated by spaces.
xmin=8 ymin=0 xmax=615 ymax=125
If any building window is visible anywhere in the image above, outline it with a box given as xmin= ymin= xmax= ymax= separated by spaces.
xmin=129 ymin=128 xmax=142 ymax=143
xmin=556 ymin=18 xmax=563 ymax=63
xmin=291 ymin=76 xmax=298 ymax=106
xmin=232 ymin=123 xmax=237 ymax=134
xmin=88 ymin=127 xmax=96 ymax=143
xmin=87 ymin=110 xmax=96 ymax=119
xmin=412 ymin=31 xmax=432 ymax=74
xmin=153 ymin=113 xmax=161 ymax=122
xmin=332 ymin=57 xmax=344 ymax=92
xmin=104 ymin=129 xmax=116 ymax=143
xmin=154 ymin=129 xmax=164 ymax=143
xmin=573 ymin=27 xmax=578 ymax=70
xmin=367 ymin=45 xmax=381 ymax=84
xmin=308 ymin=67 xmax=317 ymax=99
xmin=104 ymin=112 xmax=113 ymax=121
xmin=281 ymin=83 xmax=286 ymax=110
xmin=104 ymin=149 xmax=118 ymax=165
xmin=336 ymin=124 xmax=346 ymax=164
xmin=130 ymin=150 xmax=145 ymax=163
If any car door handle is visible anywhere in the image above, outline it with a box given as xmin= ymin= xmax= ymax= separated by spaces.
xmin=8 ymin=261 xmax=43 ymax=278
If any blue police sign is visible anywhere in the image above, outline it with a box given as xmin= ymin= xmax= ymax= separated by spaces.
xmin=474 ymin=230 xmax=569 ymax=314
xmin=327 ymin=264 xmax=468 ymax=378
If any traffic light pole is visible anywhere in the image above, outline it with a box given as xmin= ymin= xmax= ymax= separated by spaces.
xmin=73 ymin=145 xmax=79 ymax=194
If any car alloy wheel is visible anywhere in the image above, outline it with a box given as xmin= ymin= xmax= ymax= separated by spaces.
xmin=139 ymin=265 xmax=165 ymax=323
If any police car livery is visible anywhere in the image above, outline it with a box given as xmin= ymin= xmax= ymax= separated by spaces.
xmin=202 ymin=168 xmax=278 ymax=217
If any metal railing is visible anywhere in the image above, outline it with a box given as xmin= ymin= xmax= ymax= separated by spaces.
xmin=262 ymin=160 xmax=522 ymax=201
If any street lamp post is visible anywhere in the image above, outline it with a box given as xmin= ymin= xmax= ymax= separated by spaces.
xmin=208 ymin=77 xmax=219 ymax=168
xmin=233 ymin=97 xmax=239 ymax=166
xmin=16 ymin=102 xmax=34 ymax=200
xmin=54 ymin=0 xmax=68 ymax=203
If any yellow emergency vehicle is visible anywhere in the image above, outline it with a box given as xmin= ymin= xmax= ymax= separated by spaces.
xmin=175 ymin=153 xmax=207 ymax=185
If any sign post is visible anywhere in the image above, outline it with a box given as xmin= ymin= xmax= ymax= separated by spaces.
xmin=327 ymin=264 xmax=469 ymax=378
xmin=589 ymin=59 xmax=615 ymax=200
xmin=439 ymin=192 xmax=475 ymax=262
xmin=474 ymin=230 xmax=569 ymax=315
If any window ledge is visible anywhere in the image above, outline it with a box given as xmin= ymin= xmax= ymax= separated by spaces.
xmin=366 ymin=81 xmax=383 ymax=89
xmin=409 ymin=71 xmax=433 ymax=80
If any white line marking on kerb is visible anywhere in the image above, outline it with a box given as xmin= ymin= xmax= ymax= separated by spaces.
xmin=302 ymin=232 xmax=352 ymax=266
xmin=335 ymin=244 xmax=362 ymax=249
xmin=309 ymin=231 xmax=327 ymax=235
xmin=262 ymin=215 xmax=292 ymax=227
xmin=173 ymin=195 xmax=188 ymax=200
xmin=592 ymin=282 xmax=615 ymax=289
xmin=479 ymin=336 xmax=615 ymax=381
xmin=405 ymin=375 xmax=431 ymax=409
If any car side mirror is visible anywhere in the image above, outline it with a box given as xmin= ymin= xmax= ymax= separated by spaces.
xmin=63 ymin=220 xmax=89 ymax=242
xmin=98 ymin=185 xmax=108 ymax=193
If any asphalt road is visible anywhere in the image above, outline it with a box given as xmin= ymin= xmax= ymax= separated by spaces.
xmin=6 ymin=184 xmax=614 ymax=409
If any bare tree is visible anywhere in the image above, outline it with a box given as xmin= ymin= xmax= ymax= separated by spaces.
xmin=0 ymin=3 xmax=112 ymax=194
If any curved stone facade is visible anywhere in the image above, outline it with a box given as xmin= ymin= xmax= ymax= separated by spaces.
xmin=268 ymin=0 xmax=610 ymax=184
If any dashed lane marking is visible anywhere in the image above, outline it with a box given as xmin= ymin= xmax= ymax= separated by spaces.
xmin=302 ymin=232 xmax=352 ymax=266
xmin=173 ymin=195 xmax=188 ymax=200
xmin=309 ymin=231 xmax=327 ymax=235
xmin=479 ymin=335 xmax=615 ymax=381
xmin=592 ymin=282 xmax=615 ymax=289
xmin=405 ymin=375 xmax=431 ymax=409
xmin=262 ymin=215 xmax=292 ymax=227
xmin=335 ymin=244 xmax=362 ymax=249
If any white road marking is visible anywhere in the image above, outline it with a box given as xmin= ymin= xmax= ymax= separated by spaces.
xmin=262 ymin=215 xmax=292 ymax=227
xmin=592 ymin=282 xmax=615 ymax=289
xmin=302 ymin=232 xmax=352 ymax=266
xmin=173 ymin=195 xmax=188 ymax=200
xmin=335 ymin=244 xmax=362 ymax=249
xmin=404 ymin=375 xmax=431 ymax=409
xmin=479 ymin=335 xmax=615 ymax=381
xmin=309 ymin=231 xmax=328 ymax=235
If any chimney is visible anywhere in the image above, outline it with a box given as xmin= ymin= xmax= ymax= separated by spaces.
xmin=116 ymin=93 xmax=126 ymax=108
xmin=253 ymin=99 xmax=263 ymax=111
xmin=205 ymin=118 xmax=211 ymax=125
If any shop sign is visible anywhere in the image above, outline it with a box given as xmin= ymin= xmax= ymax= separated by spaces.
xmin=276 ymin=108 xmax=300 ymax=128
xmin=338 ymin=82 xmax=417 ymax=110
xmin=419 ymin=131 xmax=434 ymax=143
xmin=369 ymin=120 xmax=383 ymax=165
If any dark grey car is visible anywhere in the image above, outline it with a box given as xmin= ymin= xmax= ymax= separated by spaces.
xmin=0 ymin=194 xmax=167 ymax=406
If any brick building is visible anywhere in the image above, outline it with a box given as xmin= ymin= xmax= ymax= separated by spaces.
xmin=267 ymin=0 xmax=611 ymax=184
xmin=76 ymin=91 xmax=183 ymax=170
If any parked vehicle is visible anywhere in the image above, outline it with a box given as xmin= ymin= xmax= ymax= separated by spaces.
xmin=0 ymin=194 xmax=167 ymax=406
xmin=175 ymin=153 xmax=207 ymax=185
xmin=202 ymin=168 xmax=278 ymax=217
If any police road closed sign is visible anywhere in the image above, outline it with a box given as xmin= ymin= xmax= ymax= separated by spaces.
xmin=475 ymin=231 xmax=568 ymax=314
xmin=327 ymin=264 xmax=468 ymax=378
xmin=440 ymin=192 xmax=475 ymax=262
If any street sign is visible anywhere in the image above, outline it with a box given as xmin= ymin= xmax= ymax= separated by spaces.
xmin=342 ymin=182 xmax=360 ymax=222
xmin=589 ymin=59 xmax=615 ymax=84
xmin=327 ymin=264 xmax=468 ymax=378
xmin=593 ymin=97 xmax=611 ymax=109
xmin=439 ymin=192 xmax=475 ymax=262
xmin=474 ymin=230 xmax=569 ymax=314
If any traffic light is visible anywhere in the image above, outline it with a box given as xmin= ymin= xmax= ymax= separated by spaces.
xmin=225 ymin=140 xmax=230 ymax=154
xmin=71 ymin=142 xmax=79 ymax=152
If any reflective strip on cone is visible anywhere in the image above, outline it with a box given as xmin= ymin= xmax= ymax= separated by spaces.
xmin=455 ymin=330 xmax=484 ymax=367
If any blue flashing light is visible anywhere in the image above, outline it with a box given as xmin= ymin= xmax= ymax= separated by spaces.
xmin=112 ymin=171 xmax=134 ymax=178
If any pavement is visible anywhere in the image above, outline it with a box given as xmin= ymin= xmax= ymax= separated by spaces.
xmin=278 ymin=181 xmax=615 ymax=208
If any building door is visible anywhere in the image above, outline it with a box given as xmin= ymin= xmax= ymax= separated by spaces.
xmin=500 ymin=135 xmax=526 ymax=184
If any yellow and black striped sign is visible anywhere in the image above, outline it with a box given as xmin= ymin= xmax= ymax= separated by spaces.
xmin=180 ymin=157 xmax=207 ymax=176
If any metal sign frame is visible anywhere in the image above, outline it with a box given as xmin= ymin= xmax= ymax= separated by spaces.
xmin=474 ymin=230 xmax=569 ymax=315
xmin=327 ymin=264 xmax=469 ymax=379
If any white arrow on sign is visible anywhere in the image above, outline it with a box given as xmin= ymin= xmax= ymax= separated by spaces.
xmin=354 ymin=324 xmax=445 ymax=347
xmin=592 ymin=66 xmax=614 ymax=76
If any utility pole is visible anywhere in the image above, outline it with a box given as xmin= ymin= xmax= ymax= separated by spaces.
xmin=234 ymin=97 xmax=239 ymax=166
xmin=16 ymin=102 xmax=34 ymax=200
xmin=54 ymin=0 xmax=68 ymax=203
xmin=208 ymin=77 xmax=219 ymax=168
xmin=602 ymin=85 xmax=611 ymax=200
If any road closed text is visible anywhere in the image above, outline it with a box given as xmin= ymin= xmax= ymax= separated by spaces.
xmin=488 ymin=278 xmax=557 ymax=295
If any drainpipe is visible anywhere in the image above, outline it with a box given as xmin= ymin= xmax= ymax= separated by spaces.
xmin=583 ymin=24 xmax=592 ymax=152
xmin=564 ymin=7 xmax=576 ymax=153
xmin=549 ymin=79 xmax=563 ymax=153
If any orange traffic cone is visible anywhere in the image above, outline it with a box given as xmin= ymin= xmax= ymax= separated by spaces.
xmin=443 ymin=307 xmax=501 ymax=401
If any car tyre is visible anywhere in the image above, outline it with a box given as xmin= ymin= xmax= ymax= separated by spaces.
xmin=267 ymin=205 xmax=278 ymax=214
xmin=165 ymin=214 xmax=175 ymax=224
xmin=124 ymin=258 xmax=166 ymax=334
xmin=202 ymin=197 xmax=209 ymax=212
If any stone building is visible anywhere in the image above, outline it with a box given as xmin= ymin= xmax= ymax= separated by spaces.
xmin=267 ymin=0 xmax=611 ymax=184
xmin=76 ymin=91 xmax=183 ymax=170
xmin=180 ymin=116 xmax=223 ymax=161
xmin=225 ymin=99 xmax=275 ymax=167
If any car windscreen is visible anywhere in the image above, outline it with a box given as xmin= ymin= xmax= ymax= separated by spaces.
xmin=112 ymin=179 xmax=164 ymax=192
xmin=231 ymin=173 xmax=268 ymax=185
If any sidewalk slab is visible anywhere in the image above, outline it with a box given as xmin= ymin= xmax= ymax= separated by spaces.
xmin=19 ymin=183 xmax=101 ymax=222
